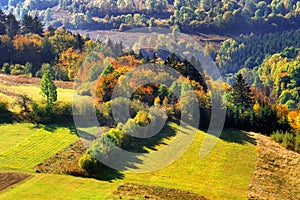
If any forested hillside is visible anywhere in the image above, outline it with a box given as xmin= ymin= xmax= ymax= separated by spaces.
xmin=215 ymin=30 xmax=300 ymax=74
xmin=1 ymin=0 xmax=300 ymax=34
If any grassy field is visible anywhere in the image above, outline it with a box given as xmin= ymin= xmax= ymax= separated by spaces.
xmin=0 ymin=123 xmax=77 ymax=171
xmin=0 ymin=173 xmax=118 ymax=200
xmin=0 ymin=122 xmax=257 ymax=200
xmin=0 ymin=82 xmax=74 ymax=103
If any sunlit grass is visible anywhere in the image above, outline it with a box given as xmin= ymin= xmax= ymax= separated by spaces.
xmin=0 ymin=123 xmax=77 ymax=171
xmin=0 ymin=83 xmax=74 ymax=103
xmin=0 ymin=122 xmax=256 ymax=200
xmin=0 ymin=173 xmax=118 ymax=200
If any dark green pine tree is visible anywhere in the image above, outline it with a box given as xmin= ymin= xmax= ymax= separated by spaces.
xmin=231 ymin=73 xmax=254 ymax=109
xmin=5 ymin=13 xmax=20 ymax=38
xmin=40 ymin=70 xmax=57 ymax=107
xmin=32 ymin=16 xmax=44 ymax=36
xmin=0 ymin=10 xmax=6 ymax=35
xmin=21 ymin=15 xmax=34 ymax=34
xmin=22 ymin=15 xmax=43 ymax=36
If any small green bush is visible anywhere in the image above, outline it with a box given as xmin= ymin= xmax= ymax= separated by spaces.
xmin=107 ymin=128 xmax=124 ymax=147
xmin=79 ymin=149 xmax=105 ymax=176
xmin=52 ymin=102 xmax=73 ymax=121
xmin=271 ymin=130 xmax=284 ymax=143
xmin=271 ymin=130 xmax=300 ymax=153
xmin=135 ymin=110 xmax=150 ymax=126
xmin=2 ymin=63 xmax=10 ymax=74
xmin=10 ymin=64 xmax=28 ymax=75
xmin=78 ymin=153 xmax=100 ymax=175
xmin=282 ymin=133 xmax=295 ymax=150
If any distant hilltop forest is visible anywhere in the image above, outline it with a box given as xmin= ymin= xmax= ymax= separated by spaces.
xmin=0 ymin=0 xmax=300 ymax=34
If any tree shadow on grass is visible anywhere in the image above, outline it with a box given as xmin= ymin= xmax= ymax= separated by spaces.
xmin=33 ymin=122 xmax=180 ymax=181
xmin=95 ymin=167 xmax=125 ymax=182
xmin=126 ymin=123 xmax=177 ymax=153
xmin=0 ymin=113 xmax=14 ymax=124
xmin=32 ymin=123 xmax=78 ymax=135
xmin=219 ymin=128 xmax=256 ymax=145
xmin=73 ymin=123 xmax=179 ymax=180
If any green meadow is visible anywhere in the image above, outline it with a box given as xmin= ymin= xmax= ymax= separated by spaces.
xmin=0 ymin=122 xmax=256 ymax=200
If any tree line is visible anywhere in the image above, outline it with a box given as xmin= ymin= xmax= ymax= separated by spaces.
xmin=3 ymin=0 xmax=300 ymax=35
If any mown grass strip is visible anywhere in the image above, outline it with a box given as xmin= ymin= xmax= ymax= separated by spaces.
xmin=0 ymin=124 xmax=77 ymax=171
xmin=0 ymin=173 xmax=118 ymax=200
xmin=0 ymin=124 xmax=36 ymax=153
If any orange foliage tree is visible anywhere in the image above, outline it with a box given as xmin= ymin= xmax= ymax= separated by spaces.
xmin=13 ymin=34 xmax=43 ymax=73
xmin=54 ymin=47 xmax=85 ymax=81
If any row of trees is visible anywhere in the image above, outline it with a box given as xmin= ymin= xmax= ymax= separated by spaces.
xmin=0 ymin=10 xmax=43 ymax=37
xmin=171 ymin=0 xmax=300 ymax=33
xmin=253 ymin=49 xmax=299 ymax=110
xmin=92 ymin=53 xmax=294 ymax=135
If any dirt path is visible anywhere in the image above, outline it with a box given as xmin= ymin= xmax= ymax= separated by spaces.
xmin=248 ymin=133 xmax=300 ymax=200
xmin=0 ymin=172 xmax=31 ymax=192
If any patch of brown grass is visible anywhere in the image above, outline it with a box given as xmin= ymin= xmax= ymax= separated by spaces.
xmin=0 ymin=172 xmax=31 ymax=192
xmin=34 ymin=140 xmax=87 ymax=176
xmin=111 ymin=183 xmax=209 ymax=200
xmin=248 ymin=133 xmax=300 ymax=200
xmin=0 ymin=74 xmax=73 ymax=89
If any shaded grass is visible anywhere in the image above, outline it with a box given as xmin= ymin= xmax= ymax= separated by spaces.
xmin=219 ymin=128 xmax=256 ymax=145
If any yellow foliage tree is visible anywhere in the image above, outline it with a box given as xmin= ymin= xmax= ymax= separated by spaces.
xmin=288 ymin=110 xmax=300 ymax=130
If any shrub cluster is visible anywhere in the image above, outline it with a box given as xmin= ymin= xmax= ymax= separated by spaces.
xmin=29 ymin=102 xmax=73 ymax=124
xmin=271 ymin=130 xmax=300 ymax=153
xmin=78 ymin=153 xmax=104 ymax=176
